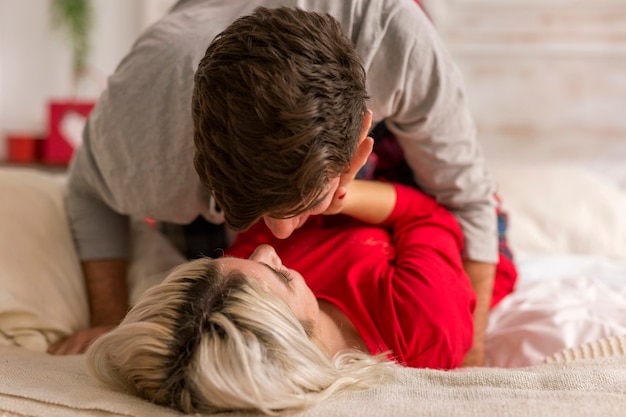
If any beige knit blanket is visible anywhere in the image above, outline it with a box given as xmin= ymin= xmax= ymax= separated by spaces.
xmin=1 ymin=335 xmax=625 ymax=417
xmin=545 ymin=334 xmax=626 ymax=364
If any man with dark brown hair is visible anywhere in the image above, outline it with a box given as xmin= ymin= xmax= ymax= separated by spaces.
xmin=193 ymin=7 xmax=370 ymax=233
xmin=56 ymin=1 xmax=516 ymax=366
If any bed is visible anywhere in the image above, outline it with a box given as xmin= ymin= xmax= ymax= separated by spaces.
xmin=0 ymin=162 xmax=625 ymax=417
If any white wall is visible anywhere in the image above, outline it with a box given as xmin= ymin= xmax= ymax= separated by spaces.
xmin=2 ymin=0 xmax=625 ymax=163
xmin=0 ymin=0 xmax=175 ymax=160
xmin=422 ymin=0 xmax=626 ymax=164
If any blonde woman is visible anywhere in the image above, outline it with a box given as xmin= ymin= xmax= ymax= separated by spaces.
xmin=87 ymin=180 xmax=512 ymax=414
xmin=87 ymin=247 xmax=390 ymax=414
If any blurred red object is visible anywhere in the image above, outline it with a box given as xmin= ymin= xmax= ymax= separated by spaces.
xmin=6 ymin=133 xmax=42 ymax=163
xmin=43 ymin=100 xmax=94 ymax=165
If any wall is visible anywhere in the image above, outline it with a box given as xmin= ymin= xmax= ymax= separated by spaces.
xmin=0 ymin=0 xmax=175 ymax=160
xmin=2 ymin=1 xmax=625 ymax=163
xmin=422 ymin=0 xmax=626 ymax=164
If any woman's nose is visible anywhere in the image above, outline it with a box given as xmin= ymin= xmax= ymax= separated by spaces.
xmin=249 ymin=244 xmax=282 ymax=267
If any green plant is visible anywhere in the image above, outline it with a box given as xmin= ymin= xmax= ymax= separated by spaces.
xmin=50 ymin=0 xmax=93 ymax=80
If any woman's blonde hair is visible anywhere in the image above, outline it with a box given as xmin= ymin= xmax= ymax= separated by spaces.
xmin=86 ymin=258 xmax=391 ymax=414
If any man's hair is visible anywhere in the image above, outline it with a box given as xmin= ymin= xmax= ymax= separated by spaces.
xmin=86 ymin=258 xmax=389 ymax=414
xmin=192 ymin=6 xmax=368 ymax=230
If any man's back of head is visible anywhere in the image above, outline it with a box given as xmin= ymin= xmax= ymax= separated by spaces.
xmin=192 ymin=6 xmax=368 ymax=231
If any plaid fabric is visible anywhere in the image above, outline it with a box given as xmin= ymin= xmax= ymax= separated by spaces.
xmin=358 ymin=122 xmax=414 ymax=185
xmin=495 ymin=195 xmax=513 ymax=260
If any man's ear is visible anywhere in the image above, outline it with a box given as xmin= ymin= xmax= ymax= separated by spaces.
xmin=361 ymin=109 xmax=373 ymax=137
xmin=349 ymin=136 xmax=374 ymax=176
xmin=347 ymin=109 xmax=374 ymax=175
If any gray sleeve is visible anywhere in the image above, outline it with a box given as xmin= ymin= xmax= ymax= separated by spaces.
xmin=66 ymin=121 xmax=131 ymax=261
xmin=64 ymin=8 xmax=212 ymax=262
xmin=362 ymin=2 xmax=498 ymax=263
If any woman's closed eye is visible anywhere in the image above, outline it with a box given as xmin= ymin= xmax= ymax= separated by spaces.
xmin=259 ymin=262 xmax=293 ymax=285
xmin=276 ymin=267 xmax=293 ymax=283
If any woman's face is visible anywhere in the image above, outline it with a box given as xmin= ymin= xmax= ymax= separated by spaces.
xmin=218 ymin=244 xmax=320 ymax=326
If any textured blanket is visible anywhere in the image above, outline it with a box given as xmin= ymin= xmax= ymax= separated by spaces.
xmin=1 ymin=336 xmax=625 ymax=417
xmin=0 ymin=166 xmax=625 ymax=416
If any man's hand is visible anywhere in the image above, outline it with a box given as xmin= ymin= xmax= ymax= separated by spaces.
xmin=47 ymin=325 xmax=114 ymax=355
xmin=462 ymin=342 xmax=485 ymax=368
xmin=462 ymin=260 xmax=496 ymax=367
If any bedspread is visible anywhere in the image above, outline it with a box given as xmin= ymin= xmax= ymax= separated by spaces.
xmin=0 ymin=340 xmax=625 ymax=417
xmin=1 ymin=163 xmax=625 ymax=416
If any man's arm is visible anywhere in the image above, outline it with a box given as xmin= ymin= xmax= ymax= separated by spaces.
xmin=50 ymin=139 xmax=133 ymax=355
xmin=462 ymin=260 xmax=495 ymax=367
xmin=48 ymin=259 xmax=128 ymax=355
xmin=82 ymin=259 xmax=129 ymax=327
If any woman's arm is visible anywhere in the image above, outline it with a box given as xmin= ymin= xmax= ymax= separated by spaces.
xmin=375 ymin=182 xmax=474 ymax=368
xmin=339 ymin=180 xmax=396 ymax=224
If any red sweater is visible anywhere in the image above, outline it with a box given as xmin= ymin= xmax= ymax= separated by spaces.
xmin=227 ymin=183 xmax=476 ymax=369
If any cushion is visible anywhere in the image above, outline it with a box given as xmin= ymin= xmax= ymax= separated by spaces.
xmin=0 ymin=168 xmax=185 ymax=351
xmin=492 ymin=164 xmax=626 ymax=260
xmin=0 ymin=169 xmax=86 ymax=350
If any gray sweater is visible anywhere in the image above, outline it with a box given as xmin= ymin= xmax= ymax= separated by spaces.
xmin=67 ymin=0 xmax=498 ymax=264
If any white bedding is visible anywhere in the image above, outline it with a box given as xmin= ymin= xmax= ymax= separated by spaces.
xmin=487 ymin=253 xmax=626 ymax=367
xmin=0 ymin=163 xmax=624 ymax=416
xmin=483 ymin=163 xmax=626 ymax=367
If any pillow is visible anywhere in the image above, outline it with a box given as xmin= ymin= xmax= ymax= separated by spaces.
xmin=492 ymin=164 xmax=626 ymax=260
xmin=0 ymin=168 xmax=86 ymax=351
xmin=0 ymin=168 xmax=185 ymax=351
